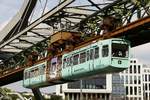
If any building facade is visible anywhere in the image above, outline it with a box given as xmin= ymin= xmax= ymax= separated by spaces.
xmin=55 ymin=58 xmax=150 ymax=100
xmin=121 ymin=58 xmax=144 ymax=100
xmin=56 ymin=74 xmax=112 ymax=100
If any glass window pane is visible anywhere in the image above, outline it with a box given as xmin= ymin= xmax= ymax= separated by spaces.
xmin=112 ymin=43 xmax=128 ymax=57
xmin=102 ymin=45 xmax=109 ymax=57
xmin=63 ymin=58 xmax=66 ymax=68
xmin=90 ymin=49 xmax=94 ymax=60
xmin=73 ymin=54 xmax=79 ymax=65
xmin=94 ymin=47 xmax=99 ymax=59
xmin=87 ymin=50 xmax=90 ymax=61
xmin=80 ymin=52 xmax=86 ymax=63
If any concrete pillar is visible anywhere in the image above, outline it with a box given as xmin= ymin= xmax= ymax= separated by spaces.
xmin=95 ymin=93 xmax=98 ymax=100
xmin=91 ymin=93 xmax=93 ymax=100
xmin=85 ymin=93 xmax=88 ymax=100
xmin=104 ymin=94 xmax=107 ymax=100
xmin=76 ymin=93 xmax=79 ymax=100
xmin=67 ymin=93 xmax=70 ymax=100
xmin=72 ymin=93 xmax=74 ymax=100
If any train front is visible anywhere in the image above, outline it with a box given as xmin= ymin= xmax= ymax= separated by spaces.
xmin=110 ymin=39 xmax=130 ymax=72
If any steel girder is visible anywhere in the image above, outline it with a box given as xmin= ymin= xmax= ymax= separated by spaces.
xmin=0 ymin=0 xmax=149 ymax=69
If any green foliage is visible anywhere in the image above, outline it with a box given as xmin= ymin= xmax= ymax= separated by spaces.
xmin=2 ymin=88 xmax=12 ymax=93
xmin=49 ymin=95 xmax=63 ymax=100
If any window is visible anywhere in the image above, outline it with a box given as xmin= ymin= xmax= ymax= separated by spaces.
xmin=112 ymin=43 xmax=128 ymax=57
xmin=34 ymin=68 xmax=39 ymax=77
xmin=126 ymin=86 xmax=128 ymax=95
xmin=145 ymin=84 xmax=148 ymax=90
xmin=138 ymin=87 xmax=141 ymax=95
xmin=90 ymin=49 xmax=94 ymax=59
xmin=25 ymin=72 xmax=29 ymax=79
xmin=145 ymin=75 xmax=147 ymax=81
xmin=94 ymin=47 xmax=99 ymax=59
xmin=102 ymin=45 xmax=109 ymax=57
xmin=138 ymin=65 xmax=140 ymax=73
xmin=63 ymin=58 xmax=66 ymax=68
xmin=70 ymin=56 xmax=73 ymax=66
xmin=134 ymin=60 xmax=136 ymax=63
xmin=134 ymin=65 xmax=136 ymax=73
xmin=66 ymin=58 xmax=70 ymax=67
xmin=51 ymin=62 xmax=56 ymax=72
xmin=126 ymin=75 xmax=128 ymax=84
xmin=130 ymin=65 xmax=132 ymax=73
xmin=73 ymin=54 xmax=79 ymax=65
xmin=130 ymin=76 xmax=132 ymax=84
xmin=80 ymin=52 xmax=86 ymax=63
xmin=39 ymin=65 xmax=45 ymax=75
xmin=134 ymin=76 xmax=137 ymax=84
xmin=31 ymin=69 xmax=35 ymax=78
xmin=134 ymin=87 xmax=137 ymax=95
xmin=138 ymin=76 xmax=141 ymax=84
xmin=87 ymin=50 xmax=90 ymax=61
xmin=29 ymin=68 xmax=39 ymax=78
xmin=130 ymin=87 xmax=133 ymax=95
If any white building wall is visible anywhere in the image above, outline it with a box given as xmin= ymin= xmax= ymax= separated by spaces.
xmin=142 ymin=64 xmax=150 ymax=100
xmin=56 ymin=74 xmax=112 ymax=100
xmin=55 ymin=58 xmax=150 ymax=100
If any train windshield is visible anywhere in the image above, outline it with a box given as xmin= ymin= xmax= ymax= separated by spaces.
xmin=112 ymin=43 xmax=129 ymax=57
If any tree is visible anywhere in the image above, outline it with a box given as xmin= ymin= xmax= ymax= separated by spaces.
xmin=49 ymin=95 xmax=63 ymax=100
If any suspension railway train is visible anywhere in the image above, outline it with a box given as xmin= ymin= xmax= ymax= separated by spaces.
xmin=23 ymin=38 xmax=130 ymax=88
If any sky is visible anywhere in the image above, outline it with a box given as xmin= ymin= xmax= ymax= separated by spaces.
xmin=0 ymin=0 xmax=150 ymax=93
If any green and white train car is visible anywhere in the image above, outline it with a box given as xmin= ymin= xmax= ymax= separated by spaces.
xmin=61 ymin=38 xmax=130 ymax=80
xmin=23 ymin=38 xmax=130 ymax=88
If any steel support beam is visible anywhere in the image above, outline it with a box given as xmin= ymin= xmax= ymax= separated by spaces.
xmin=32 ymin=88 xmax=44 ymax=100
xmin=0 ymin=0 xmax=75 ymax=48
xmin=0 ymin=0 xmax=37 ymax=42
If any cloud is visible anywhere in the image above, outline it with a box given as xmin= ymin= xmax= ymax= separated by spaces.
xmin=131 ymin=43 xmax=150 ymax=64
xmin=0 ymin=20 xmax=9 ymax=31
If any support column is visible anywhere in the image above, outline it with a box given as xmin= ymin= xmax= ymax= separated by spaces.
xmin=104 ymin=94 xmax=107 ymax=100
xmin=86 ymin=93 xmax=88 ymax=100
xmin=76 ymin=93 xmax=79 ymax=100
xmin=32 ymin=88 xmax=44 ymax=100
xmin=95 ymin=93 xmax=98 ymax=100
xmin=72 ymin=93 xmax=74 ymax=100
xmin=67 ymin=93 xmax=70 ymax=100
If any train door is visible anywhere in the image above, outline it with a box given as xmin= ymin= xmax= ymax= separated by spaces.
xmin=50 ymin=57 xmax=57 ymax=79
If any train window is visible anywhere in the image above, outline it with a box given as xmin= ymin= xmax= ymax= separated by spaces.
xmin=80 ymin=52 xmax=86 ymax=63
xmin=25 ymin=72 xmax=29 ymax=79
xmin=94 ymin=47 xmax=99 ymax=59
xmin=51 ymin=62 xmax=56 ymax=71
xmin=90 ymin=49 xmax=94 ymax=60
xmin=39 ymin=64 xmax=45 ymax=75
xmin=112 ymin=43 xmax=128 ymax=57
xmin=73 ymin=54 xmax=79 ymax=65
xmin=30 ymin=69 xmax=34 ymax=78
xmin=63 ymin=58 xmax=66 ymax=68
xmin=66 ymin=58 xmax=70 ymax=67
xmin=70 ymin=56 xmax=73 ymax=66
xmin=34 ymin=68 xmax=39 ymax=77
xmin=87 ymin=50 xmax=90 ymax=61
xmin=102 ymin=45 xmax=109 ymax=57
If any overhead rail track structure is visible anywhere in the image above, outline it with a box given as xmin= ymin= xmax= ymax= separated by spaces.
xmin=0 ymin=0 xmax=150 ymax=86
